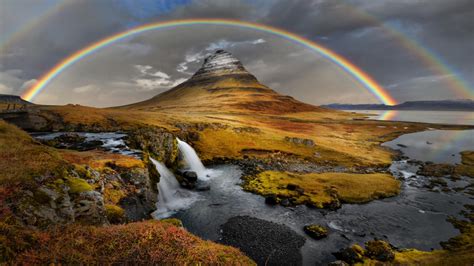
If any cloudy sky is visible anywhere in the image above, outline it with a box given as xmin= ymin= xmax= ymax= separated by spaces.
xmin=0 ymin=0 xmax=473 ymax=107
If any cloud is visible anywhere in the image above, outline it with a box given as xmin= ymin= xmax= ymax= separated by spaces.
xmin=133 ymin=64 xmax=183 ymax=91
xmin=0 ymin=84 xmax=13 ymax=94
xmin=1 ymin=0 xmax=472 ymax=105
xmin=177 ymin=38 xmax=266 ymax=74
xmin=73 ymin=84 xmax=100 ymax=93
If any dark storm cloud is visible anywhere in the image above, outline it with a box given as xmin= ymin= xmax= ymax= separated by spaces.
xmin=0 ymin=0 xmax=473 ymax=105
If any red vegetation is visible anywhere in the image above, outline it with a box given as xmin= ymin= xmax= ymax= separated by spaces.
xmin=3 ymin=220 xmax=254 ymax=265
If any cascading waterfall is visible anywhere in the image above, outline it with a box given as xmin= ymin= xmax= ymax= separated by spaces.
xmin=176 ymin=138 xmax=209 ymax=180
xmin=150 ymin=158 xmax=199 ymax=219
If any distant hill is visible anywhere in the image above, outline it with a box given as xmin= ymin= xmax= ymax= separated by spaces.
xmin=0 ymin=94 xmax=33 ymax=105
xmin=120 ymin=50 xmax=322 ymax=114
xmin=323 ymin=99 xmax=474 ymax=111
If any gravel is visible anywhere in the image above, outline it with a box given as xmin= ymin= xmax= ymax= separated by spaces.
xmin=219 ymin=216 xmax=305 ymax=266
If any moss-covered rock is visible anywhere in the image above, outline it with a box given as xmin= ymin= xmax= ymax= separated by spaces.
xmin=365 ymin=240 xmax=395 ymax=262
xmin=126 ymin=127 xmax=178 ymax=167
xmin=333 ymin=244 xmax=365 ymax=264
xmin=303 ymin=224 xmax=328 ymax=239
xmin=105 ymin=204 xmax=126 ymax=224
xmin=65 ymin=176 xmax=94 ymax=194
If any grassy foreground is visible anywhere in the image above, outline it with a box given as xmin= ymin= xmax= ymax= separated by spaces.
xmin=0 ymin=120 xmax=254 ymax=264
xmin=1 ymin=220 xmax=254 ymax=265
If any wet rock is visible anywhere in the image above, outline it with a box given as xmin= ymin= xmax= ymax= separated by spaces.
xmin=303 ymin=224 xmax=329 ymax=240
xmin=195 ymin=181 xmax=211 ymax=191
xmin=126 ymin=127 xmax=178 ymax=166
xmin=182 ymin=171 xmax=198 ymax=183
xmin=418 ymin=163 xmax=455 ymax=177
xmin=219 ymin=216 xmax=305 ymax=266
xmin=286 ymin=183 xmax=298 ymax=190
xmin=328 ymin=261 xmax=349 ymax=266
xmin=365 ymin=240 xmax=395 ymax=262
xmin=265 ymin=194 xmax=278 ymax=205
xmin=323 ymin=198 xmax=342 ymax=210
xmin=333 ymin=244 xmax=365 ymax=264
xmin=280 ymin=198 xmax=291 ymax=207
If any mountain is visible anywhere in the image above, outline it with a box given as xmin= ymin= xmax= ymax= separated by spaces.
xmin=122 ymin=50 xmax=321 ymax=114
xmin=0 ymin=94 xmax=33 ymax=105
xmin=323 ymin=99 xmax=474 ymax=111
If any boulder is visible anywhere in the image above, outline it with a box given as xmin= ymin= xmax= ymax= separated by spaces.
xmin=333 ymin=244 xmax=365 ymax=264
xmin=182 ymin=171 xmax=198 ymax=183
xmin=303 ymin=224 xmax=329 ymax=239
xmin=264 ymin=194 xmax=278 ymax=205
xmin=365 ymin=240 xmax=395 ymax=262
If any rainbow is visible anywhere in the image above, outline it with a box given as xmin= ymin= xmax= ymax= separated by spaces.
xmin=338 ymin=2 xmax=473 ymax=100
xmin=20 ymin=19 xmax=397 ymax=105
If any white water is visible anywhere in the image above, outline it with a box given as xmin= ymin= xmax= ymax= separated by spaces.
xmin=150 ymin=158 xmax=199 ymax=219
xmin=176 ymin=138 xmax=210 ymax=180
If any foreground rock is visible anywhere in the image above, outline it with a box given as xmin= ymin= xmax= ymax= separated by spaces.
xmin=303 ymin=224 xmax=329 ymax=239
xmin=219 ymin=216 xmax=305 ymax=265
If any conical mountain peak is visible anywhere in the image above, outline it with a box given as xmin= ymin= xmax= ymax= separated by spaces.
xmin=191 ymin=50 xmax=252 ymax=80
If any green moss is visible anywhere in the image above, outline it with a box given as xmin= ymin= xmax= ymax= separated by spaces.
xmin=365 ymin=240 xmax=395 ymax=262
xmin=73 ymin=164 xmax=93 ymax=179
xmin=303 ymin=224 xmax=328 ymax=239
xmin=160 ymin=218 xmax=183 ymax=227
xmin=103 ymin=187 xmax=126 ymax=204
xmin=105 ymin=204 xmax=125 ymax=224
xmin=66 ymin=176 xmax=93 ymax=194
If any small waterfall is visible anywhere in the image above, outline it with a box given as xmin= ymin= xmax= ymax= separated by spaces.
xmin=150 ymin=158 xmax=199 ymax=219
xmin=176 ymin=138 xmax=208 ymax=180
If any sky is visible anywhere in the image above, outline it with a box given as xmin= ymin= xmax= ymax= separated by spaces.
xmin=0 ymin=0 xmax=473 ymax=107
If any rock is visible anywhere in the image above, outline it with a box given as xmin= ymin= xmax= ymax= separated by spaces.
xmin=126 ymin=127 xmax=178 ymax=166
xmin=328 ymin=260 xmax=349 ymax=266
xmin=333 ymin=244 xmax=365 ymax=264
xmin=182 ymin=171 xmax=198 ymax=183
xmin=265 ymin=194 xmax=278 ymax=205
xmin=303 ymin=224 xmax=329 ymax=239
xmin=418 ymin=163 xmax=455 ymax=177
xmin=219 ymin=216 xmax=305 ymax=265
xmin=365 ymin=240 xmax=395 ymax=262
xmin=73 ymin=191 xmax=108 ymax=225
xmin=284 ymin=136 xmax=315 ymax=147
xmin=280 ymin=198 xmax=291 ymax=207
xmin=195 ymin=181 xmax=211 ymax=191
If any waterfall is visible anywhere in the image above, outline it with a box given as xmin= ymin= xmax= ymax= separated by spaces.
xmin=176 ymin=138 xmax=209 ymax=180
xmin=150 ymin=158 xmax=199 ymax=219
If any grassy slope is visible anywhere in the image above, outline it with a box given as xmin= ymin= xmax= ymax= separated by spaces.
xmin=0 ymin=120 xmax=254 ymax=264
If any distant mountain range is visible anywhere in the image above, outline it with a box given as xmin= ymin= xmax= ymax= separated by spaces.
xmin=323 ymin=99 xmax=474 ymax=111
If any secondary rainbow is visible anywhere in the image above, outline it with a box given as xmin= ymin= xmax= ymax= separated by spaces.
xmin=21 ymin=19 xmax=397 ymax=105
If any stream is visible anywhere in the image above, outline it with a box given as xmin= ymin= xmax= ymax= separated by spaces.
xmin=32 ymin=130 xmax=474 ymax=265
xmin=168 ymin=129 xmax=474 ymax=265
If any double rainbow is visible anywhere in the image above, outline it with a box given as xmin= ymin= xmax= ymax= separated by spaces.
xmin=20 ymin=19 xmax=397 ymax=105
